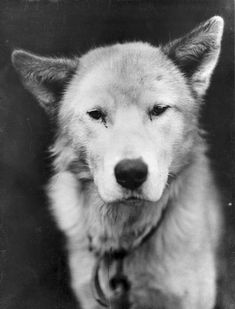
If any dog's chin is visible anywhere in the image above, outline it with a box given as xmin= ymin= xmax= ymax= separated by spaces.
xmin=91 ymin=188 xmax=168 ymax=250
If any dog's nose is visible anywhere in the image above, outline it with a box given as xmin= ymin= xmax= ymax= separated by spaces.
xmin=114 ymin=159 xmax=148 ymax=190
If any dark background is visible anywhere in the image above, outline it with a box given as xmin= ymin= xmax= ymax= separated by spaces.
xmin=0 ymin=1 xmax=234 ymax=308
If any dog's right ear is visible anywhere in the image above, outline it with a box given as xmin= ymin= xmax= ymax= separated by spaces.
xmin=11 ymin=50 xmax=78 ymax=114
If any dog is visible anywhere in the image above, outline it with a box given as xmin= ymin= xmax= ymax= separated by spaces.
xmin=12 ymin=16 xmax=224 ymax=309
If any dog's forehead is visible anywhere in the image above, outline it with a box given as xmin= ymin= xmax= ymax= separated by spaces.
xmin=64 ymin=43 xmax=190 ymax=111
xmin=80 ymin=45 xmax=178 ymax=85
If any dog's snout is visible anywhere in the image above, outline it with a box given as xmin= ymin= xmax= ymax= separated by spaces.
xmin=114 ymin=159 xmax=148 ymax=190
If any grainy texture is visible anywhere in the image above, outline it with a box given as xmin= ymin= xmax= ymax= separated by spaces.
xmin=0 ymin=1 xmax=234 ymax=309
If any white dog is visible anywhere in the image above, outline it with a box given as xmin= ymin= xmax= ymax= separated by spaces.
xmin=12 ymin=16 xmax=224 ymax=309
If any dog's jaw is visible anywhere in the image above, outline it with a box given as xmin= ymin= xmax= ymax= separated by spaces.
xmin=83 ymin=179 xmax=170 ymax=253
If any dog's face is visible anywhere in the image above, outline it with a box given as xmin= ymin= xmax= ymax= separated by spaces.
xmin=61 ymin=45 xmax=194 ymax=204
xmin=12 ymin=16 xmax=223 ymax=207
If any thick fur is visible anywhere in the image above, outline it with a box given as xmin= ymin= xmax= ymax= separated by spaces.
xmin=12 ymin=16 xmax=224 ymax=309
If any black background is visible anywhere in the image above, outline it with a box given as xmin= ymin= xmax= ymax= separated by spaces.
xmin=0 ymin=1 xmax=234 ymax=308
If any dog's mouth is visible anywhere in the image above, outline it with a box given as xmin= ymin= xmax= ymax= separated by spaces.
xmin=125 ymin=196 xmax=143 ymax=203
xmin=126 ymin=195 xmax=141 ymax=200
xmin=113 ymin=194 xmax=150 ymax=206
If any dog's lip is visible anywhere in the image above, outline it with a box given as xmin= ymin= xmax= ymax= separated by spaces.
xmin=125 ymin=196 xmax=142 ymax=201
xmin=120 ymin=196 xmax=147 ymax=204
xmin=109 ymin=196 xmax=146 ymax=206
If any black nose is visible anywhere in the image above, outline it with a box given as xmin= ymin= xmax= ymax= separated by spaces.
xmin=114 ymin=159 xmax=148 ymax=190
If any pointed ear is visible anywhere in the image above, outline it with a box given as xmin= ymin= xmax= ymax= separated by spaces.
xmin=162 ymin=16 xmax=224 ymax=96
xmin=11 ymin=50 xmax=78 ymax=114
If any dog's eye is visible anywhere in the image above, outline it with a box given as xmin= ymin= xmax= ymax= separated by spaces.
xmin=149 ymin=105 xmax=169 ymax=119
xmin=87 ymin=109 xmax=106 ymax=122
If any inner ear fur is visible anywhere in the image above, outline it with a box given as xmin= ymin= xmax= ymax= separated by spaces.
xmin=11 ymin=50 xmax=78 ymax=114
xmin=162 ymin=16 xmax=224 ymax=96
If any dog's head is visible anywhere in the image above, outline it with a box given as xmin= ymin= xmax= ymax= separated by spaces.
xmin=12 ymin=17 xmax=223 ymax=209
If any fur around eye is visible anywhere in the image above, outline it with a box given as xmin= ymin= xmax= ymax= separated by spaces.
xmin=149 ymin=105 xmax=169 ymax=119
xmin=87 ymin=109 xmax=106 ymax=122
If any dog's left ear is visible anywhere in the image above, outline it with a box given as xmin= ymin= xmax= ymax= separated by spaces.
xmin=162 ymin=16 xmax=224 ymax=96
xmin=11 ymin=50 xmax=78 ymax=114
